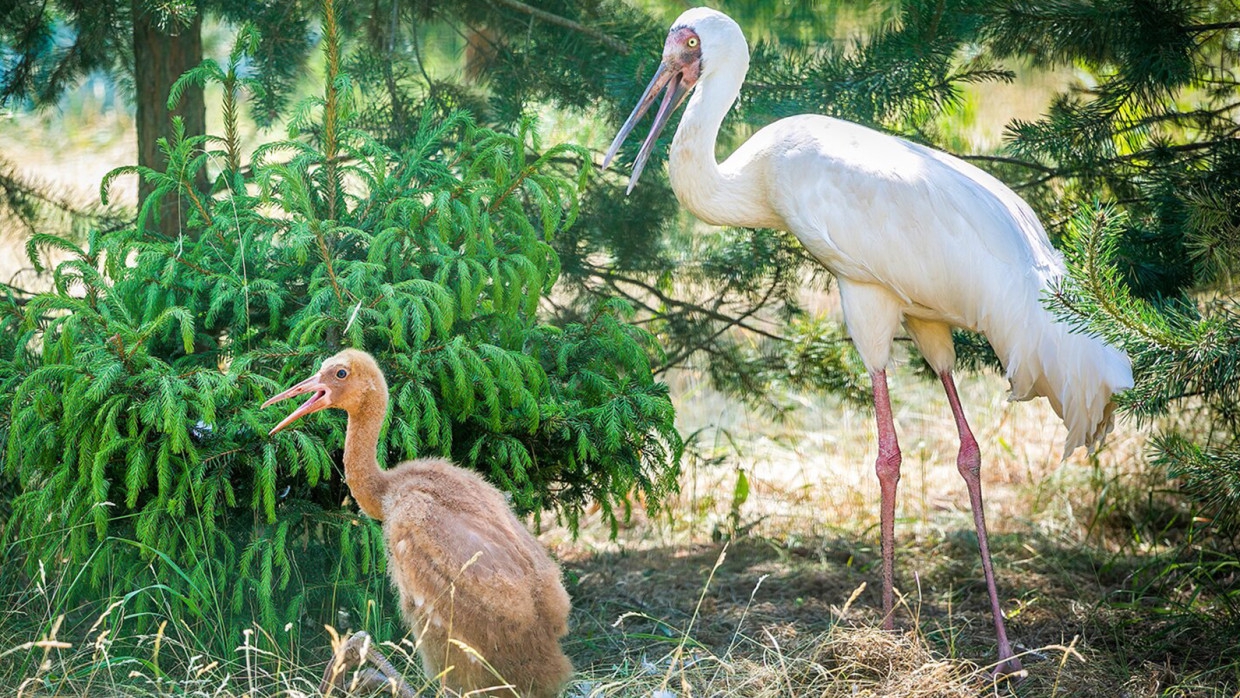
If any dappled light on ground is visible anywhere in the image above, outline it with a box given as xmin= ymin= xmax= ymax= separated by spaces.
xmin=538 ymin=369 xmax=1235 ymax=697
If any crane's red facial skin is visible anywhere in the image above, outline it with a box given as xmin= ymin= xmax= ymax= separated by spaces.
xmin=664 ymin=27 xmax=702 ymax=89
xmin=262 ymin=360 xmax=353 ymax=435
xmin=603 ymin=26 xmax=702 ymax=193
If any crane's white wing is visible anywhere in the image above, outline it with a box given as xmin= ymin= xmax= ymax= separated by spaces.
xmin=728 ymin=115 xmax=1131 ymax=452
xmin=737 ymin=115 xmax=1063 ymax=329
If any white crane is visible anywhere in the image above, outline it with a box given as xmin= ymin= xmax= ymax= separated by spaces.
xmin=604 ymin=7 xmax=1133 ymax=677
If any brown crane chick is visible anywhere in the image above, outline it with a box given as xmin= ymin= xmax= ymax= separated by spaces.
xmin=263 ymin=349 xmax=573 ymax=698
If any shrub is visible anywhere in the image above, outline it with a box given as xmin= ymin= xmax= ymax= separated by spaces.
xmin=0 ymin=9 xmax=680 ymax=660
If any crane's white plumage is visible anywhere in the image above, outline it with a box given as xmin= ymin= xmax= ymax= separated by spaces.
xmin=648 ymin=7 xmax=1133 ymax=454
xmin=604 ymin=7 xmax=1134 ymax=676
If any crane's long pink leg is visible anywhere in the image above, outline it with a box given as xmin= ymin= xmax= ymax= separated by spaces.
xmin=939 ymin=371 xmax=1023 ymax=677
xmin=871 ymin=370 xmax=902 ymax=630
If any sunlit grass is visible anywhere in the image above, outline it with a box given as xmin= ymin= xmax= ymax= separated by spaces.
xmin=8 ymin=360 xmax=1235 ymax=697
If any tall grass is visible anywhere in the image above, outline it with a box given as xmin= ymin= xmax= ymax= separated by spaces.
xmin=4 ymin=368 xmax=1240 ymax=696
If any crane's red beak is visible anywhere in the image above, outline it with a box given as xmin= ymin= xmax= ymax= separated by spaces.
xmin=262 ymin=374 xmax=331 ymax=435
xmin=603 ymin=59 xmax=692 ymax=195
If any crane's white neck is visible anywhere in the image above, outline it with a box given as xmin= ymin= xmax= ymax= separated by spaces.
xmin=668 ymin=53 xmax=781 ymax=230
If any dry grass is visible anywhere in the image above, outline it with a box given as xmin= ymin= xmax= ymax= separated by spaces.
xmin=540 ymin=365 xmax=1237 ymax=698
xmin=6 ymin=363 xmax=1237 ymax=697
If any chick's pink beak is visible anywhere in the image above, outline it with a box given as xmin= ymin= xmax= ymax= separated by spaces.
xmin=262 ymin=375 xmax=330 ymax=435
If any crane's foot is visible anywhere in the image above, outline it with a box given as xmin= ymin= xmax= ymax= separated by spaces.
xmin=320 ymin=631 xmax=416 ymax=698
xmin=989 ymin=654 xmax=1026 ymax=683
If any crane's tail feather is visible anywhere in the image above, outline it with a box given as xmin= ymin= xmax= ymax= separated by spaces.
xmin=989 ymin=298 xmax=1133 ymax=457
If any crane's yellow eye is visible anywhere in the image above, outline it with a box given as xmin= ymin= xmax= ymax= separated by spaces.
xmin=687 ymin=37 xmax=699 ymax=48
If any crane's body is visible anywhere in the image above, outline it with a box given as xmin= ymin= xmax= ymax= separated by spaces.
xmin=379 ymin=456 xmax=572 ymax=698
xmin=264 ymin=350 xmax=572 ymax=698
xmin=605 ymin=7 xmax=1133 ymax=677
xmin=673 ymin=111 xmax=1129 ymax=451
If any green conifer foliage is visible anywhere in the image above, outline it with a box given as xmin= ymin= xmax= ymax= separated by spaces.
xmin=983 ymin=0 xmax=1240 ymax=297
xmin=979 ymin=0 xmax=1240 ymax=525
xmin=0 ymin=11 xmax=679 ymax=650
xmin=1053 ymin=206 xmax=1240 ymax=526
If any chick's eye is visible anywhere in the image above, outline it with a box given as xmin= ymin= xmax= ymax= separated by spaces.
xmin=687 ymin=37 xmax=698 ymax=48
xmin=335 ymin=369 xmax=348 ymax=379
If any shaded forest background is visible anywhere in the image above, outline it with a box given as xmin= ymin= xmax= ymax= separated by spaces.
xmin=0 ymin=0 xmax=1238 ymax=692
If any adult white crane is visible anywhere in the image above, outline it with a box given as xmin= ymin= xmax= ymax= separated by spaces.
xmin=603 ymin=7 xmax=1133 ymax=676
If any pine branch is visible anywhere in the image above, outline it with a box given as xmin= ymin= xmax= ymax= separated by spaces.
xmin=485 ymin=0 xmax=630 ymax=54
xmin=321 ymin=0 xmax=343 ymax=221
xmin=654 ymin=276 xmax=782 ymax=373
xmin=959 ymin=154 xmax=1055 ymax=173
xmin=1185 ymin=21 xmax=1240 ymax=34
xmin=582 ymin=263 xmax=788 ymax=343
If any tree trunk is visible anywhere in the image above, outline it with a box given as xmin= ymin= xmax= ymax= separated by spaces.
xmin=132 ymin=1 xmax=206 ymax=237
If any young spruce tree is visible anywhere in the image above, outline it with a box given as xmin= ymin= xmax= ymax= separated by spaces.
xmin=0 ymin=0 xmax=679 ymax=658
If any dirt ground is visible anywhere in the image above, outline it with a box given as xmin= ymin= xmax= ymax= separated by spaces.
xmin=529 ymin=368 xmax=1239 ymax=698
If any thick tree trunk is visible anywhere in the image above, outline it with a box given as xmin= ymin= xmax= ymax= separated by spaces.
xmin=132 ymin=1 xmax=206 ymax=237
